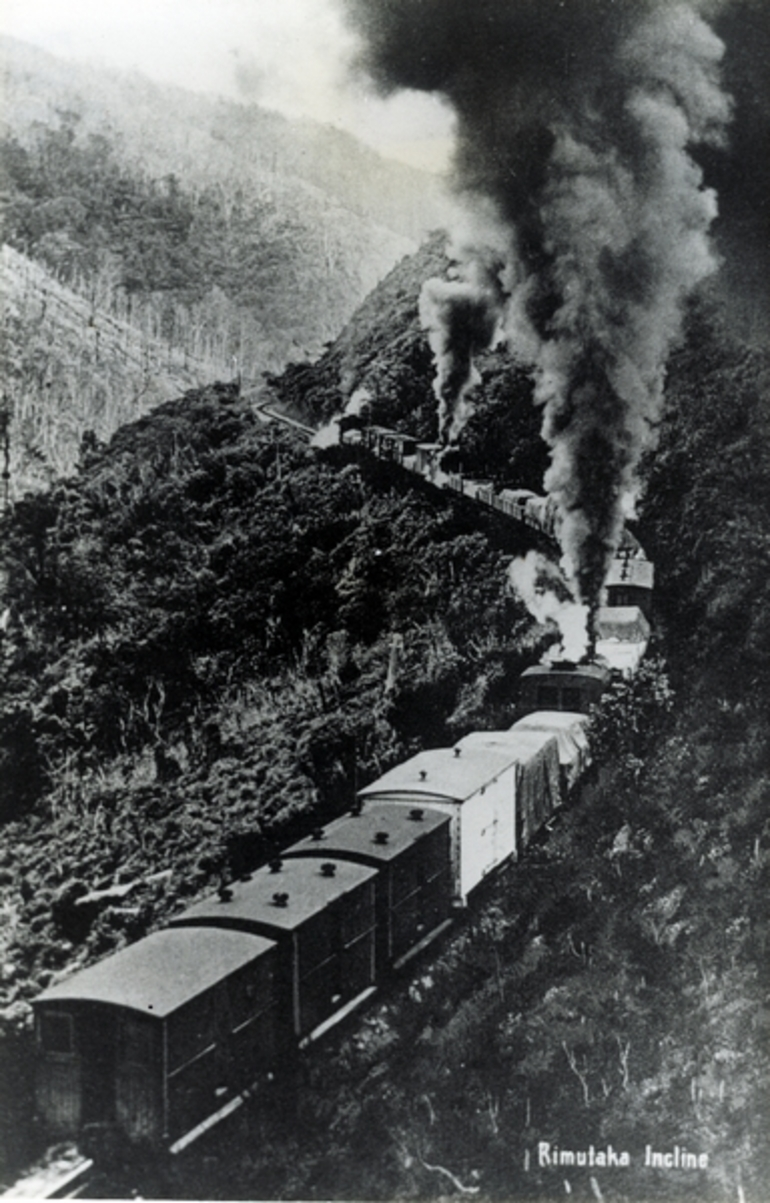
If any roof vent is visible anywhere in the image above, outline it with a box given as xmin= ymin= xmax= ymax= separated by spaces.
xmin=419 ymin=769 xmax=427 ymax=781
xmin=374 ymin=831 xmax=390 ymax=845
xmin=409 ymin=808 xmax=424 ymax=822
xmin=269 ymin=858 xmax=283 ymax=874
xmin=454 ymin=747 xmax=461 ymax=757
xmin=320 ymin=862 xmax=337 ymax=877
xmin=311 ymin=828 xmax=325 ymax=842
xmin=272 ymin=892 xmax=289 ymax=907
xmin=217 ymin=885 xmax=233 ymax=902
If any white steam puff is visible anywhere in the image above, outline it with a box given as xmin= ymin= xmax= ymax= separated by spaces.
xmin=311 ymin=386 xmax=372 ymax=448
xmin=508 ymin=551 xmax=590 ymax=664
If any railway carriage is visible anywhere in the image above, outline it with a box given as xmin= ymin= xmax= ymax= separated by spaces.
xmin=605 ymin=551 xmax=655 ymax=615
xmin=594 ymin=605 xmax=651 ymax=676
xmin=168 ymin=857 xmax=378 ymax=1047
xmin=454 ymin=728 xmax=563 ymax=850
xmin=358 ymin=744 xmax=523 ymax=904
xmin=34 ymin=926 xmax=281 ymax=1147
xmin=510 ymin=710 xmax=591 ymax=791
xmin=281 ymin=803 xmax=452 ymax=970
xmin=496 ymin=488 xmax=537 ymax=521
xmin=361 ymin=426 xmax=416 ymax=462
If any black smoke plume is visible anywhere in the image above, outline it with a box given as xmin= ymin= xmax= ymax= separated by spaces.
xmin=419 ymin=231 xmax=507 ymax=442
xmin=342 ymin=0 xmax=730 ymax=619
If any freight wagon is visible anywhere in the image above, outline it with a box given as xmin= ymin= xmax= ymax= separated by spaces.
xmin=168 ymin=857 xmax=379 ymax=1049
xmin=34 ymin=926 xmax=281 ymax=1147
xmin=33 ymin=704 xmax=593 ymax=1153
xmin=281 ymin=804 xmax=453 ymax=971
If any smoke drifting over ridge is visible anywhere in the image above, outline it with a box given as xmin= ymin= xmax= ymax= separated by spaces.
xmin=419 ymin=228 xmax=508 ymax=442
xmin=342 ymin=0 xmax=730 ymax=617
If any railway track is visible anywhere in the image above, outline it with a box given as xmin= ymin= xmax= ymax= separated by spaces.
xmin=244 ymin=387 xmax=316 ymax=439
xmin=2 ymin=1147 xmax=93 ymax=1199
xmin=257 ymin=403 xmax=315 ymax=437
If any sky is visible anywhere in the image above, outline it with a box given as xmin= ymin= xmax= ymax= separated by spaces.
xmin=0 ymin=0 xmax=455 ymax=173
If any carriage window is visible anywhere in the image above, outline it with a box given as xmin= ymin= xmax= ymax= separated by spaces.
xmin=39 ymin=1011 xmax=74 ymax=1055
xmin=562 ymin=688 xmax=583 ymax=711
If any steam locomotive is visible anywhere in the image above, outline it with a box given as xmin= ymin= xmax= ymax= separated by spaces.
xmin=32 ymin=415 xmax=654 ymax=1158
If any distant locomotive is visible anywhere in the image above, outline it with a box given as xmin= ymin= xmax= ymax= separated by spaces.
xmin=32 ymin=415 xmax=655 ymax=1159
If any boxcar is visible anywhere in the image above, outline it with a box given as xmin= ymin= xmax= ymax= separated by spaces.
xmin=33 ymin=926 xmax=280 ymax=1147
xmin=282 ymin=804 xmax=452 ymax=970
xmin=496 ymin=488 xmax=537 ymax=520
xmin=509 ymin=710 xmax=591 ymax=791
xmin=605 ymin=552 xmax=655 ymax=615
xmin=455 ymin=728 xmax=563 ymax=850
xmin=358 ymin=745 xmax=523 ymax=904
xmin=362 ymin=426 xmax=415 ymax=462
xmin=594 ymin=605 xmax=651 ymax=676
xmin=169 ymin=858 xmax=378 ymax=1045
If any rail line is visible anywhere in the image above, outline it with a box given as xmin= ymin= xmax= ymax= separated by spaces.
xmin=2 ymin=1147 xmax=93 ymax=1199
xmin=16 ymin=386 xmax=652 ymax=1189
xmin=243 ymin=387 xmax=316 ymax=438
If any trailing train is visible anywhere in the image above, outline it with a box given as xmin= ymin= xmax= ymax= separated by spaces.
xmin=342 ymin=420 xmax=654 ymax=666
xmin=341 ymin=420 xmax=652 ymax=560
xmin=32 ymin=412 xmax=655 ymax=1159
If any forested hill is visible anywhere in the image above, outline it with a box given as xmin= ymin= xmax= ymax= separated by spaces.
xmin=0 ymin=37 xmax=434 ymax=364
xmin=0 ymin=223 xmax=768 ymax=1196
xmin=1 ymin=244 xmax=213 ymax=496
xmin=0 ymin=35 xmax=449 ymax=498
xmin=0 ymin=36 xmax=446 ymax=243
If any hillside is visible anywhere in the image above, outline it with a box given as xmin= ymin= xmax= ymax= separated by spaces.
xmin=0 ymin=370 xmax=549 ymax=1178
xmin=0 ymin=36 xmax=447 ymax=245
xmin=1 ymin=244 xmax=216 ymax=496
xmin=0 ymin=35 xmax=450 ymax=497
xmin=0 ymin=223 xmax=768 ymax=1198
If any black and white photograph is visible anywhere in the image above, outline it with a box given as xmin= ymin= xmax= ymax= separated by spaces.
xmin=0 ymin=1 xmax=768 ymax=1199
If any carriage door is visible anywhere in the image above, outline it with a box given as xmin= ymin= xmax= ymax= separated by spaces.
xmin=80 ymin=1007 xmax=117 ymax=1126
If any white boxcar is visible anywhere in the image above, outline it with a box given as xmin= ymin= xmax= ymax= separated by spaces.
xmin=455 ymin=729 xmax=563 ymax=850
xmin=358 ymin=746 xmax=521 ymax=904
xmin=594 ymin=605 xmax=650 ymax=676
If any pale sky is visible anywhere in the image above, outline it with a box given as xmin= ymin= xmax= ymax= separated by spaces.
xmin=1 ymin=0 xmax=455 ymax=172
